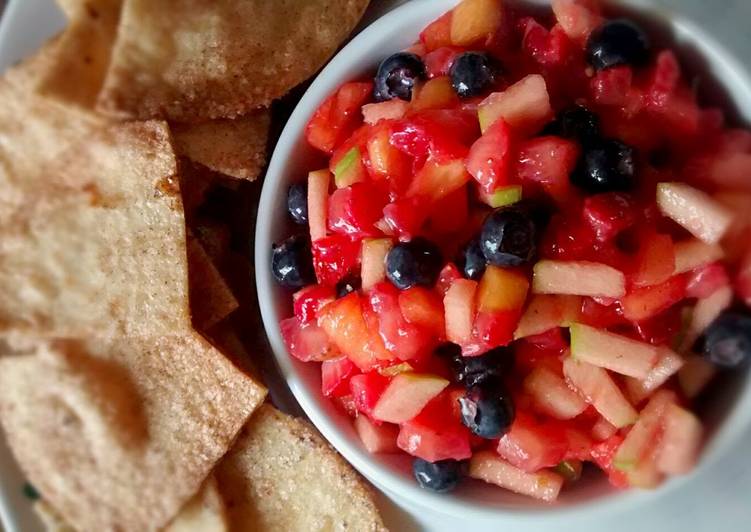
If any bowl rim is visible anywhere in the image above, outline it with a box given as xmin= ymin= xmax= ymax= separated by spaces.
xmin=255 ymin=0 xmax=751 ymax=521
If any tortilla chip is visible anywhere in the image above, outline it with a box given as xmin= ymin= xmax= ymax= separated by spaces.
xmin=97 ymin=0 xmax=370 ymax=121
xmin=164 ymin=475 xmax=228 ymax=532
xmin=215 ymin=405 xmax=386 ymax=532
xmin=0 ymin=334 xmax=266 ymax=532
xmin=171 ymin=111 xmax=271 ymax=180
xmin=4 ymin=35 xmax=65 ymax=90
xmin=34 ymin=0 xmax=121 ymax=108
xmin=188 ymin=234 xmax=238 ymax=332
xmin=33 ymin=500 xmax=76 ymax=532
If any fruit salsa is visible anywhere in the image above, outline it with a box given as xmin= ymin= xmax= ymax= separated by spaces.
xmin=272 ymin=0 xmax=751 ymax=501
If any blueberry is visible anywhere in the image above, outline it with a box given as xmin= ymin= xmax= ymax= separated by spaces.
xmin=374 ymin=52 xmax=426 ymax=102
xmin=386 ymin=238 xmax=443 ymax=290
xmin=545 ymin=105 xmax=601 ymax=146
xmin=450 ymin=51 xmax=502 ymax=99
xmin=572 ymin=138 xmax=635 ymax=193
xmin=453 ymin=347 xmax=515 ymax=387
xmin=336 ymin=274 xmax=361 ymax=298
xmin=586 ymin=19 xmax=651 ymax=71
xmin=271 ymin=234 xmax=315 ymax=289
xmin=287 ymin=183 xmax=308 ymax=225
xmin=459 ymin=379 xmax=515 ymax=439
xmin=413 ymin=458 xmax=466 ymax=493
xmin=479 ymin=206 xmax=536 ymax=267
xmin=701 ymin=312 xmax=751 ymax=368
xmin=460 ymin=239 xmax=486 ymax=281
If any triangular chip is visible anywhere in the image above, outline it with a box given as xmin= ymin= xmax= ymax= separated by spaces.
xmin=164 ymin=475 xmax=228 ymax=532
xmin=215 ymin=405 xmax=386 ymax=532
xmin=0 ymin=334 xmax=266 ymax=532
xmin=35 ymin=0 xmax=121 ymax=108
xmin=171 ymin=111 xmax=271 ymax=180
xmin=187 ymin=233 xmax=238 ymax=332
xmin=97 ymin=0 xmax=370 ymax=121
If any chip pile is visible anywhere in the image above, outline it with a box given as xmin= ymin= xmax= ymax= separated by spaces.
xmin=0 ymin=0 xmax=387 ymax=531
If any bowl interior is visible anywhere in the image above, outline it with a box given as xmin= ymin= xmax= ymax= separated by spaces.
xmin=256 ymin=0 xmax=751 ymax=520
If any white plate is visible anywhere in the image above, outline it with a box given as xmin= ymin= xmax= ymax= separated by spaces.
xmin=1 ymin=1 xmax=750 ymax=531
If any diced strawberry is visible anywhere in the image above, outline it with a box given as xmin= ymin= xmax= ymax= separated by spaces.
xmin=293 ymin=284 xmax=336 ymax=323
xmin=322 ymin=356 xmax=358 ymax=397
xmin=328 ymin=182 xmax=388 ymax=238
xmin=515 ymin=328 xmax=568 ymax=374
xmin=306 ymin=81 xmax=373 ymax=153
xmin=420 ymin=11 xmax=453 ymax=51
xmin=397 ymin=391 xmax=472 ymax=462
xmin=280 ymin=317 xmax=337 ymax=362
xmin=426 ymin=185 xmax=469 ymax=235
xmin=632 ymin=303 xmax=683 ymax=345
xmin=582 ymin=193 xmax=639 ymax=242
xmin=578 ymin=297 xmax=628 ymax=328
xmin=311 ymin=234 xmax=361 ymax=286
xmin=686 ymin=262 xmax=730 ymax=298
xmin=355 ymin=416 xmax=400 ymax=453
xmin=645 ymin=54 xmax=700 ymax=140
xmin=382 ymin=197 xmax=429 ymax=240
xmin=521 ymin=18 xmax=575 ymax=67
xmin=436 ymin=263 xmax=463 ymax=296
xmin=366 ymin=126 xmax=412 ymax=187
xmin=540 ymin=213 xmax=598 ymax=261
xmin=350 ymin=372 xmax=391 ymax=418
xmin=497 ymin=413 xmax=569 ymax=472
xmin=516 ymin=136 xmax=580 ymax=199
xmin=423 ymin=46 xmax=462 ymax=78
xmin=551 ymin=0 xmax=602 ymax=44
xmin=629 ymin=231 xmax=676 ymax=288
xmin=362 ymin=100 xmax=409 ymax=125
xmin=399 ymin=286 xmax=446 ymax=336
xmin=736 ymin=249 xmax=751 ymax=307
xmin=590 ymin=66 xmax=634 ymax=107
xmin=467 ymin=119 xmax=514 ymax=193
xmin=591 ymin=435 xmax=630 ymax=488
xmin=621 ymin=274 xmax=687 ymax=322
xmin=391 ymin=109 xmax=479 ymax=165
xmin=471 ymin=309 xmax=523 ymax=352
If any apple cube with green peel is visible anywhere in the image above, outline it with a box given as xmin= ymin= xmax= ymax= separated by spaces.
xmin=554 ymin=460 xmax=583 ymax=483
xmin=657 ymin=403 xmax=703 ymax=475
xmin=479 ymin=185 xmax=523 ymax=208
xmin=477 ymin=74 xmax=552 ymax=134
xmin=444 ymin=278 xmax=478 ymax=344
xmin=360 ymin=238 xmax=392 ymax=291
xmin=333 ymin=146 xmax=365 ymax=188
xmin=678 ymin=354 xmax=717 ymax=399
xmin=469 ymin=451 xmax=564 ymax=502
xmin=613 ymin=389 xmax=676 ymax=471
xmin=680 ymin=285 xmax=733 ymax=352
xmin=371 ymin=373 xmax=449 ymax=423
xmin=656 ymin=182 xmax=734 ymax=245
xmin=563 ymin=357 xmax=638 ymax=428
xmin=354 ymin=415 xmax=400 ymax=454
xmin=308 ymin=169 xmax=330 ymax=241
xmin=514 ymin=294 xmax=581 ymax=340
xmin=625 ymin=447 xmax=663 ymax=488
xmin=625 ymin=347 xmax=684 ymax=404
xmin=570 ymin=323 xmax=659 ymax=379
xmin=524 ymin=366 xmax=588 ymax=420
xmin=532 ymin=260 xmax=626 ymax=298
xmin=673 ymin=239 xmax=725 ymax=274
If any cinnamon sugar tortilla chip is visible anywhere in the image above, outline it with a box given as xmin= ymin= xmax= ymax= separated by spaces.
xmin=0 ymin=90 xmax=190 ymax=336
xmin=171 ymin=111 xmax=271 ymax=180
xmin=97 ymin=0 xmax=370 ymax=121
xmin=187 ymin=233 xmax=238 ymax=332
xmin=215 ymin=405 xmax=386 ymax=532
xmin=0 ymin=334 xmax=266 ymax=532
xmin=164 ymin=475 xmax=228 ymax=532
xmin=35 ymin=0 xmax=121 ymax=108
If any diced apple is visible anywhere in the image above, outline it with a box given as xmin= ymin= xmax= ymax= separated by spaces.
xmin=524 ymin=366 xmax=588 ymax=419
xmin=631 ymin=233 xmax=675 ymax=287
xmin=361 ymin=238 xmax=392 ymax=291
xmin=411 ymin=76 xmax=459 ymax=111
xmin=657 ymin=403 xmax=703 ymax=475
xmin=570 ymin=323 xmax=658 ymax=379
xmin=625 ymin=447 xmax=663 ymax=489
xmin=333 ymin=146 xmax=366 ymax=188
xmin=621 ymin=275 xmax=687 ymax=322
xmin=563 ymin=357 xmax=638 ymax=428
xmin=479 ymin=185 xmax=523 ymax=208
xmin=678 ymin=354 xmax=717 ymax=399
xmin=478 ymin=75 xmax=552 ymax=134
xmin=657 ymin=182 xmax=734 ymax=245
xmin=496 ymin=418 xmax=568 ymax=472
xmin=308 ymin=169 xmax=330 ymax=241
xmin=673 ymin=239 xmax=725 ymax=274
xmin=399 ymin=287 xmax=445 ymax=334
xmin=514 ymin=295 xmax=581 ymax=339
xmin=450 ymin=0 xmax=503 ymax=46
xmin=377 ymin=362 xmax=414 ymax=377
xmin=680 ymin=285 xmax=733 ymax=352
xmin=371 ymin=373 xmax=449 ymax=423
xmin=625 ymin=348 xmax=684 ymax=404
xmin=551 ymin=0 xmax=602 ymax=43
xmin=362 ymin=100 xmax=409 ymax=124
xmin=354 ymin=415 xmax=400 ymax=453
xmin=477 ymin=266 xmax=530 ymax=313
xmin=444 ymin=278 xmax=478 ymax=344
xmin=613 ymin=390 xmax=676 ymax=471
xmin=532 ymin=260 xmax=626 ymax=298
xmin=406 ymin=158 xmax=470 ymax=202
xmin=469 ymin=451 xmax=564 ymax=502
xmin=591 ymin=416 xmax=618 ymax=441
